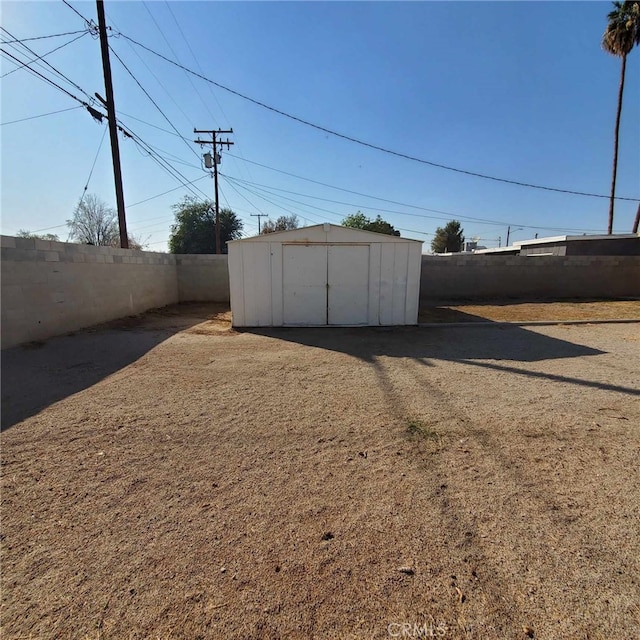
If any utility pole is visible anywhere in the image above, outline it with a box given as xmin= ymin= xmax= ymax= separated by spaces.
xmin=194 ymin=129 xmax=233 ymax=254
xmin=251 ymin=213 xmax=268 ymax=234
xmin=505 ymin=225 xmax=523 ymax=246
xmin=96 ymin=0 xmax=128 ymax=248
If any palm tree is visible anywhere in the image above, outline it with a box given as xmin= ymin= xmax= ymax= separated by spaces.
xmin=602 ymin=1 xmax=640 ymax=234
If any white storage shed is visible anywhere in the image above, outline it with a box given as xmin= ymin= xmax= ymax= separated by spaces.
xmin=228 ymin=224 xmax=423 ymax=327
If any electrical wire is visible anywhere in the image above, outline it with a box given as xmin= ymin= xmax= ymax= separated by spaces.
xmin=118 ymin=122 xmax=210 ymax=201
xmin=163 ymin=0 xmax=228 ymax=127
xmin=60 ymin=0 xmax=95 ymax=28
xmin=223 ymin=153 xmax=505 ymax=225
xmin=75 ymin=125 xmax=108 ymax=209
xmin=107 ymin=12 xmax=196 ymax=132
xmin=2 ymin=42 xmax=210 ymax=207
xmin=0 ymin=48 xmax=90 ymax=106
xmin=223 ymin=175 xmax=597 ymax=240
xmin=141 ymin=2 xmax=219 ymax=129
xmin=1 ymin=29 xmax=88 ymax=44
xmin=1 ymin=27 xmax=94 ymax=101
xmin=222 ymin=173 xmax=605 ymax=234
xmin=107 ymin=44 xmax=201 ymax=163
xmin=222 ymin=177 xmax=270 ymax=219
xmin=160 ymin=0 xmax=257 ymax=189
xmin=0 ymin=30 xmax=89 ymax=78
xmin=128 ymin=175 xmax=209 ymax=208
xmin=1 ymin=105 xmax=83 ymax=126
xmin=116 ymin=110 xmax=192 ymax=141
xmin=117 ymin=30 xmax=639 ymax=203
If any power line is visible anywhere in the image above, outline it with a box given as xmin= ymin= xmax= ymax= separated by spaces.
xmin=107 ymin=12 xmax=196 ymax=132
xmin=108 ymin=44 xmax=201 ymax=162
xmin=1 ymin=27 xmax=94 ymax=101
xmin=0 ymin=30 xmax=88 ymax=78
xmin=117 ymin=30 xmax=639 ymax=203
xmin=60 ymin=0 xmax=94 ymax=28
xmin=223 ymin=177 xmax=270 ymax=219
xmin=160 ymin=0 xmax=258 ymax=190
xmin=0 ymin=36 xmax=202 ymax=208
xmin=87 ymin=107 xmax=618 ymax=234
xmin=227 ymin=178 xmax=435 ymax=239
xmin=128 ymin=175 xmax=209 ymax=208
xmin=0 ymin=48 xmax=90 ymax=106
xmin=122 ymin=125 xmax=209 ymax=201
xmin=1 ymin=105 xmax=83 ymax=126
xmin=163 ymin=0 xmax=228 ymax=128
xmin=0 ymin=29 xmax=89 ymax=44
xmin=141 ymin=2 xmax=219 ymax=128
xmin=224 ymin=174 xmax=604 ymax=238
xmin=116 ymin=109 xmax=191 ymax=141
xmin=75 ymin=125 xmax=108 ymax=208
xmin=222 ymin=173 xmax=604 ymax=233
xmin=224 ymin=152 xmax=501 ymax=224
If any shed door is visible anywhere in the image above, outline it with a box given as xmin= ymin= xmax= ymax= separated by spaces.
xmin=328 ymin=245 xmax=369 ymax=325
xmin=282 ymin=244 xmax=370 ymax=326
xmin=283 ymin=244 xmax=327 ymax=325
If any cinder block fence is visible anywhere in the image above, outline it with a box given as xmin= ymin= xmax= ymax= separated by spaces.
xmin=2 ymin=235 xmax=639 ymax=348
xmin=419 ymin=254 xmax=640 ymax=301
xmin=1 ymin=236 xmax=228 ymax=348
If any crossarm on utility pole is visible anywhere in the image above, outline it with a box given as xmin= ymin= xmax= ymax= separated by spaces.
xmin=193 ymin=129 xmax=234 ymax=254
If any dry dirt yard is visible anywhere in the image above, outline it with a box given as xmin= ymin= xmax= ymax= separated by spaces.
xmin=2 ymin=303 xmax=639 ymax=640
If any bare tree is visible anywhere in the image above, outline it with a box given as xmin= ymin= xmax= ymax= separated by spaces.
xmin=17 ymin=230 xmax=60 ymax=241
xmin=67 ymin=194 xmax=118 ymax=245
xmin=261 ymin=214 xmax=299 ymax=234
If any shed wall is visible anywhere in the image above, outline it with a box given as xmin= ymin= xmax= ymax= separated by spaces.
xmin=228 ymin=235 xmax=422 ymax=327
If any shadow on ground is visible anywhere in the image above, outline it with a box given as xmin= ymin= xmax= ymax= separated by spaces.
xmin=244 ymin=317 xmax=602 ymax=362
xmin=245 ymin=321 xmax=639 ymax=398
xmin=0 ymin=305 xmax=212 ymax=431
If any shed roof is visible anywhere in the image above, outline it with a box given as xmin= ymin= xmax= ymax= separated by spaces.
xmin=229 ymin=223 xmax=423 ymax=244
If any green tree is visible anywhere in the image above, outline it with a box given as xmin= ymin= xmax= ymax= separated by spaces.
xmin=602 ymin=1 xmax=640 ymax=234
xmin=17 ymin=230 xmax=60 ymax=241
xmin=431 ymin=220 xmax=465 ymax=253
xmin=342 ymin=211 xmax=400 ymax=236
xmin=169 ymin=196 xmax=243 ymax=254
xmin=261 ymin=214 xmax=299 ymax=234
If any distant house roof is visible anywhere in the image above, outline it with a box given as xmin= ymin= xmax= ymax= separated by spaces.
xmin=514 ymin=233 xmax=639 ymax=247
xmin=472 ymin=246 xmax=519 ymax=255
xmin=473 ymin=233 xmax=639 ymax=256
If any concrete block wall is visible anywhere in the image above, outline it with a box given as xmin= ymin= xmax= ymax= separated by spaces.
xmin=175 ymin=254 xmax=229 ymax=302
xmin=420 ymin=254 xmax=640 ymax=301
xmin=3 ymin=234 xmax=639 ymax=348
xmin=1 ymin=236 xmax=179 ymax=348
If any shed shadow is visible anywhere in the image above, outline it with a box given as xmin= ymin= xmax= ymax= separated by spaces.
xmin=243 ymin=319 xmax=640 ymax=398
xmin=243 ymin=321 xmax=603 ymax=363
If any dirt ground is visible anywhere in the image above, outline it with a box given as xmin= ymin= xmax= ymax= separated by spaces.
xmin=418 ymin=299 xmax=640 ymax=323
xmin=2 ymin=303 xmax=639 ymax=639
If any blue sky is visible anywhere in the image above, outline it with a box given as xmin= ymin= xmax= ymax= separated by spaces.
xmin=1 ymin=1 xmax=638 ymax=252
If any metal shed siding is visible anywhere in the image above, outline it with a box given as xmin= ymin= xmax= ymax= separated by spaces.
xmin=228 ymin=225 xmax=422 ymax=327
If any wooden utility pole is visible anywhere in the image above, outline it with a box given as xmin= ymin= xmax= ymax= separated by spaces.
xmin=96 ymin=0 xmax=128 ymax=248
xmin=251 ymin=213 xmax=268 ymax=234
xmin=194 ymin=129 xmax=233 ymax=254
